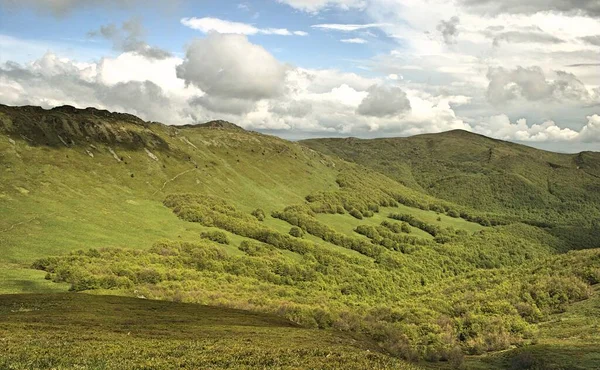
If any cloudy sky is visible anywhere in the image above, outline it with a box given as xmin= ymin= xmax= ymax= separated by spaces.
xmin=0 ymin=0 xmax=599 ymax=152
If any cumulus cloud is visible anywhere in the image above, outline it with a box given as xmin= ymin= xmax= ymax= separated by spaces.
xmin=437 ymin=16 xmax=460 ymax=45
xmin=579 ymin=114 xmax=600 ymax=142
xmin=486 ymin=66 xmax=595 ymax=105
xmin=0 ymin=53 xmax=175 ymax=122
xmin=88 ymin=18 xmax=171 ymax=60
xmin=357 ymin=85 xmax=411 ymax=117
xmin=190 ymin=95 xmax=256 ymax=115
xmin=472 ymin=114 xmax=580 ymax=142
xmin=176 ymin=33 xmax=288 ymax=100
xmin=180 ymin=17 xmax=307 ymax=36
xmin=276 ymin=0 xmax=366 ymax=13
xmin=459 ymin=0 xmax=600 ymax=17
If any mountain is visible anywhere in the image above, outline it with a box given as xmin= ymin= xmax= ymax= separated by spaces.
xmin=302 ymin=130 xmax=600 ymax=249
xmin=1 ymin=105 xmax=599 ymax=369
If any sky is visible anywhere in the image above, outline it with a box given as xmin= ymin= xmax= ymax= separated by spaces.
xmin=0 ymin=0 xmax=599 ymax=152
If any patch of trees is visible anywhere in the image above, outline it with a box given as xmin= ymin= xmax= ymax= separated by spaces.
xmin=33 ymin=240 xmax=600 ymax=364
xmin=388 ymin=213 xmax=443 ymax=237
xmin=272 ymin=206 xmax=384 ymax=258
xmin=381 ymin=220 xmax=411 ymax=234
xmin=165 ymin=194 xmax=313 ymax=255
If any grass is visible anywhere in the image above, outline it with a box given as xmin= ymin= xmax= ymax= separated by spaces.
xmin=0 ymin=265 xmax=69 ymax=294
xmin=0 ymin=293 xmax=420 ymax=370
xmin=391 ymin=205 xmax=485 ymax=233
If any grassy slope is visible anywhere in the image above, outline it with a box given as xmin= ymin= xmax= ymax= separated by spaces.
xmin=0 ymin=293 xmax=419 ymax=370
xmin=0 ymin=104 xmax=338 ymax=292
xmin=1 ymin=105 xmax=598 ymax=369
xmin=301 ymin=131 xmax=600 ymax=231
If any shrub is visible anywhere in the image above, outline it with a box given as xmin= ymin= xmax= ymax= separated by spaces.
xmin=349 ymin=208 xmax=363 ymax=219
xmin=238 ymin=240 xmax=275 ymax=257
xmin=401 ymin=222 xmax=411 ymax=233
xmin=447 ymin=209 xmax=460 ymax=218
xmin=289 ymin=226 xmax=305 ymax=238
xmin=251 ymin=208 xmax=266 ymax=221
xmin=200 ymin=231 xmax=230 ymax=245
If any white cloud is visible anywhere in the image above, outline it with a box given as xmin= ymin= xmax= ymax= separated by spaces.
xmin=486 ymin=66 xmax=596 ymax=105
xmin=579 ymin=115 xmax=600 ymax=143
xmin=180 ymin=17 xmax=307 ymax=36
xmin=0 ymin=52 xmax=184 ymax=124
xmin=176 ymin=33 xmax=288 ymax=101
xmin=357 ymin=85 xmax=411 ymax=117
xmin=459 ymin=0 xmax=600 ymax=18
xmin=341 ymin=38 xmax=367 ymax=44
xmin=276 ymin=0 xmax=366 ymax=13
xmin=312 ymin=23 xmax=387 ymax=31
xmin=472 ymin=115 xmax=580 ymax=142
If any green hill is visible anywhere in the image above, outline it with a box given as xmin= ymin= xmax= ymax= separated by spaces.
xmin=301 ymin=131 xmax=600 ymax=249
xmin=1 ymin=105 xmax=599 ymax=369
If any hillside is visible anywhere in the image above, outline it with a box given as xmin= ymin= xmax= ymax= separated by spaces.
xmin=302 ymin=131 xmax=600 ymax=249
xmin=1 ymin=105 xmax=599 ymax=369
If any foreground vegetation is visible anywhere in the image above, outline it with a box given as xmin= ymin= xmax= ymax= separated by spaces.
xmin=0 ymin=293 xmax=418 ymax=369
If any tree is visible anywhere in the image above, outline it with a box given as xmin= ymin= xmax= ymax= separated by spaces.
xmin=289 ymin=226 xmax=305 ymax=238
xmin=251 ymin=208 xmax=266 ymax=221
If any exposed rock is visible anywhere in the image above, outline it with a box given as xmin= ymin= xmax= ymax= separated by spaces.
xmin=108 ymin=147 xmax=122 ymax=162
xmin=180 ymin=136 xmax=198 ymax=149
xmin=145 ymin=148 xmax=158 ymax=161
xmin=57 ymin=135 xmax=69 ymax=147
xmin=181 ymin=120 xmax=245 ymax=131
xmin=0 ymin=104 xmax=169 ymax=150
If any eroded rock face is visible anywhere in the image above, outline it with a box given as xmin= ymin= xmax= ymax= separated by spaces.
xmin=181 ymin=120 xmax=245 ymax=131
xmin=0 ymin=104 xmax=169 ymax=150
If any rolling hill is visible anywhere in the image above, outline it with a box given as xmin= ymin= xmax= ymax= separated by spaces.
xmin=1 ymin=104 xmax=599 ymax=369
xmin=302 ymin=131 xmax=600 ymax=249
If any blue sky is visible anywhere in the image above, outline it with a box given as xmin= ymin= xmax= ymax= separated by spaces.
xmin=1 ymin=0 xmax=388 ymax=70
xmin=0 ymin=0 xmax=599 ymax=152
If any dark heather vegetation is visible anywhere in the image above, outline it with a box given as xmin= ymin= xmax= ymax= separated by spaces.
xmin=1 ymin=105 xmax=599 ymax=369
xmin=0 ymin=294 xmax=417 ymax=370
